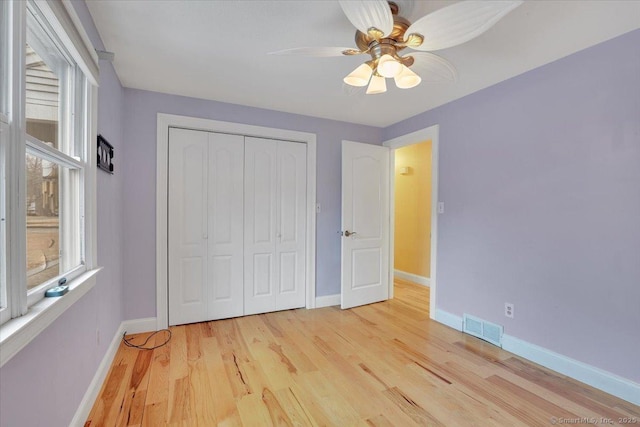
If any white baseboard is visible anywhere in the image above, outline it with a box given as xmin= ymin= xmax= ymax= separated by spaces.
xmin=315 ymin=294 xmax=340 ymax=308
xmin=70 ymin=317 xmax=157 ymax=426
xmin=394 ymin=270 xmax=430 ymax=287
xmin=434 ymin=309 xmax=640 ymax=406
xmin=121 ymin=317 xmax=158 ymax=335
xmin=435 ymin=309 xmax=463 ymax=331
xmin=501 ymin=334 xmax=640 ymax=406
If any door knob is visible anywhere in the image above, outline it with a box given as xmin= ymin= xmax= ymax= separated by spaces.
xmin=344 ymin=230 xmax=357 ymax=237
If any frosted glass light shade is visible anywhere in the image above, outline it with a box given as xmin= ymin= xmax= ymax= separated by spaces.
xmin=377 ymin=54 xmax=403 ymax=78
xmin=366 ymin=75 xmax=387 ymax=94
xmin=394 ymin=65 xmax=422 ymax=89
xmin=343 ymin=63 xmax=373 ymax=87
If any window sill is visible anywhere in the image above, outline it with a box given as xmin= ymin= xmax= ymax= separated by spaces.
xmin=0 ymin=267 xmax=102 ymax=367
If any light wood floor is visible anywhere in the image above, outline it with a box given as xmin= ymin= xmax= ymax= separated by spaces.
xmin=86 ymin=279 xmax=639 ymax=426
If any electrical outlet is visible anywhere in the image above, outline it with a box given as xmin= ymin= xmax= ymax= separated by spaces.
xmin=505 ymin=303 xmax=514 ymax=318
xmin=438 ymin=202 xmax=445 ymax=214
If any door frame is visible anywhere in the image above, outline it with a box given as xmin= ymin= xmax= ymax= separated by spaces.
xmin=383 ymin=124 xmax=439 ymax=319
xmin=156 ymin=113 xmax=317 ymax=330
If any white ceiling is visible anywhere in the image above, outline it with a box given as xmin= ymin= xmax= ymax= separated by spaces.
xmin=86 ymin=0 xmax=640 ymax=127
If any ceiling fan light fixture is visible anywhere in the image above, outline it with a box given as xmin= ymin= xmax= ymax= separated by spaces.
xmin=394 ymin=65 xmax=421 ymax=89
xmin=344 ymin=63 xmax=373 ymax=87
xmin=366 ymin=74 xmax=387 ymax=95
xmin=377 ymin=54 xmax=403 ymax=78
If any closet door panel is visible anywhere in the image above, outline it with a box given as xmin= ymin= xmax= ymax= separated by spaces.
xmin=168 ymin=128 xmax=208 ymax=326
xmin=276 ymin=141 xmax=307 ymax=310
xmin=244 ymin=137 xmax=278 ymax=315
xmin=208 ymin=133 xmax=245 ymax=320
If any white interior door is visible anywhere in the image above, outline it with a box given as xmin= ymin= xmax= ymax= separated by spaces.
xmin=207 ymin=132 xmax=245 ymax=320
xmin=275 ymin=141 xmax=307 ymax=310
xmin=168 ymin=128 xmax=209 ymax=325
xmin=169 ymin=129 xmax=245 ymax=325
xmin=244 ymin=138 xmax=307 ymax=315
xmin=341 ymin=141 xmax=390 ymax=309
xmin=169 ymin=130 xmax=307 ymax=324
xmin=244 ymin=137 xmax=278 ymax=315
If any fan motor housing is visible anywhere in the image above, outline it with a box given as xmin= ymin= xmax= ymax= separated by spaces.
xmin=354 ymin=12 xmax=411 ymax=53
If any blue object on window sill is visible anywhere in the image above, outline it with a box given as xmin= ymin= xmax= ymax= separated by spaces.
xmin=45 ymin=278 xmax=69 ymax=297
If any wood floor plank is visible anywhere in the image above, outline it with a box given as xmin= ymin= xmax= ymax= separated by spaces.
xmin=382 ymin=386 xmax=445 ymax=426
xmin=141 ymin=401 xmax=167 ymax=427
xmin=87 ymin=279 xmax=639 ymax=426
xmin=292 ymin=371 xmax=361 ymax=426
xmin=143 ymin=332 xmax=171 ymax=415
xmin=200 ymin=334 xmax=242 ymax=425
xmin=273 ymin=387 xmax=319 ymax=427
xmin=236 ymin=392 xmax=274 ymax=426
xmin=261 ymin=388 xmax=295 ymax=426
xmin=188 ymin=358 xmax=218 ymax=425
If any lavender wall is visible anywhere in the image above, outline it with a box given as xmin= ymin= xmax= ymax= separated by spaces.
xmin=121 ymin=91 xmax=382 ymax=319
xmin=385 ymin=29 xmax=640 ymax=382
xmin=0 ymin=2 xmax=125 ymax=426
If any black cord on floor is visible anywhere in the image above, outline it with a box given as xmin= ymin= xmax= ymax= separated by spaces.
xmin=122 ymin=329 xmax=172 ymax=350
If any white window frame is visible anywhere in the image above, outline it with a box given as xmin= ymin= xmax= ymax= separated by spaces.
xmin=0 ymin=120 xmax=9 ymax=326
xmin=25 ymin=136 xmax=85 ymax=307
xmin=0 ymin=0 xmax=12 ymax=327
xmin=0 ymin=0 xmax=100 ymax=367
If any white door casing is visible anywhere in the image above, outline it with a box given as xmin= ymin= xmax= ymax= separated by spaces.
xmin=341 ymin=141 xmax=390 ymax=309
xmin=383 ymin=124 xmax=439 ymax=319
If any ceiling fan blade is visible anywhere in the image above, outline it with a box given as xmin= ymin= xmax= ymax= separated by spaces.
xmin=338 ymin=0 xmax=394 ymax=38
xmin=405 ymin=0 xmax=523 ymax=51
xmin=268 ymin=47 xmax=361 ymax=57
xmin=405 ymin=52 xmax=458 ymax=82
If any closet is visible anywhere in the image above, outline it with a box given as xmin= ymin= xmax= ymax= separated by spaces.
xmin=167 ymin=128 xmax=307 ymax=326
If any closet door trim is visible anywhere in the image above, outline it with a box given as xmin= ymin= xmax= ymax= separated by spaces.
xmin=156 ymin=113 xmax=317 ymax=330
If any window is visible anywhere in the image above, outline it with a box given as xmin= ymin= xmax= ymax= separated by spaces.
xmin=0 ymin=0 xmax=10 ymax=326
xmin=24 ymin=4 xmax=85 ymax=303
xmin=0 ymin=0 xmax=8 ymax=120
xmin=0 ymin=119 xmax=7 ymax=326
xmin=0 ymin=0 xmax=98 ymax=335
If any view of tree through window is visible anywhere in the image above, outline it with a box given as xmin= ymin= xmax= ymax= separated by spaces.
xmin=26 ymin=155 xmax=60 ymax=289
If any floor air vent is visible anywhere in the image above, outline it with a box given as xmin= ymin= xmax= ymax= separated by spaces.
xmin=463 ymin=314 xmax=503 ymax=347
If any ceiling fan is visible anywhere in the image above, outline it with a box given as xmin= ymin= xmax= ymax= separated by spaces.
xmin=271 ymin=0 xmax=523 ymax=94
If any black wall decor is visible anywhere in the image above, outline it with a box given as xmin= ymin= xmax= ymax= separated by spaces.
xmin=97 ymin=134 xmax=114 ymax=174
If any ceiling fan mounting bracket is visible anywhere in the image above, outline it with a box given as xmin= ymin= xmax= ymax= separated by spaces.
xmin=354 ymin=13 xmax=411 ymax=52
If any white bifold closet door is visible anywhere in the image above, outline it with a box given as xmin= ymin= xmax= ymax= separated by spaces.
xmin=168 ymin=129 xmax=306 ymax=326
xmin=244 ymin=137 xmax=307 ymax=315
xmin=168 ymin=128 xmax=244 ymax=326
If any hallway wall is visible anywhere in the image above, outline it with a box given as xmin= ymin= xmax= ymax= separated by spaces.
xmin=394 ymin=141 xmax=432 ymax=279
